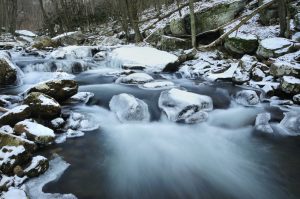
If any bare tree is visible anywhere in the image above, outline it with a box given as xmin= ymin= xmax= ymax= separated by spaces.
xmin=278 ymin=0 xmax=290 ymax=38
xmin=189 ymin=0 xmax=196 ymax=48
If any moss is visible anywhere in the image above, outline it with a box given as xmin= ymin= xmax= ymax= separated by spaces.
xmin=32 ymin=37 xmax=60 ymax=50
xmin=225 ymin=37 xmax=258 ymax=54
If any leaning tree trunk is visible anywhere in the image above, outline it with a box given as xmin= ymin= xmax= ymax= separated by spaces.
xmin=189 ymin=0 xmax=196 ymax=48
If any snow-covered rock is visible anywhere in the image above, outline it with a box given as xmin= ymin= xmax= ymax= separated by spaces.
xmin=270 ymin=61 xmax=300 ymax=77
xmin=15 ymin=30 xmax=37 ymax=37
xmin=50 ymin=118 xmax=65 ymax=129
xmin=66 ymin=129 xmax=85 ymax=138
xmin=0 ymin=53 xmax=18 ymax=85
xmin=0 ymin=131 xmax=36 ymax=152
xmin=158 ymin=88 xmax=213 ymax=124
xmin=232 ymin=55 xmax=257 ymax=84
xmin=224 ymin=32 xmax=258 ymax=54
xmin=109 ymin=93 xmax=150 ymax=122
xmin=1 ymin=187 xmax=28 ymax=199
xmin=50 ymin=46 xmax=98 ymax=59
xmin=0 ymin=146 xmax=30 ymax=175
xmin=0 ymin=126 xmax=14 ymax=134
xmin=110 ymin=46 xmax=179 ymax=72
xmin=24 ymin=92 xmax=61 ymax=119
xmin=14 ymin=121 xmax=55 ymax=145
xmin=24 ymin=155 xmax=49 ymax=178
xmin=64 ymin=112 xmax=95 ymax=131
xmin=141 ymin=80 xmax=175 ymax=89
xmin=0 ymin=105 xmax=31 ymax=126
xmin=160 ymin=35 xmax=191 ymax=51
xmin=255 ymin=112 xmax=273 ymax=134
xmin=28 ymin=79 xmax=78 ymax=102
xmin=256 ymin=37 xmax=294 ymax=59
xmin=235 ymin=90 xmax=260 ymax=106
xmin=292 ymin=32 xmax=300 ymax=42
xmin=251 ymin=68 xmax=266 ymax=81
xmin=280 ymin=76 xmax=300 ymax=94
xmin=52 ymin=31 xmax=84 ymax=45
xmin=116 ymin=73 xmax=154 ymax=84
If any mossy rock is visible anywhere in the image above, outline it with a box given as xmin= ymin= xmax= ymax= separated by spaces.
xmin=0 ymin=131 xmax=36 ymax=152
xmin=32 ymin=36 xmax=60 ymax=50
xmin=0 ymin=56 xmax=17 ymax=86
xmin=224 ymin=33 xmax=258 ymax=55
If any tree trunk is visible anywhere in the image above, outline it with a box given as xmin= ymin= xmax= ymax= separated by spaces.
xmin=189 ymin=0 xmax=196 ymax=48
xmin=126 ymin=0 xmax=143 ymax=42
xmin=8 ymin=0 xmax=18 ymax=34
xmin=278 ymin=0 xmax=289 ymax=38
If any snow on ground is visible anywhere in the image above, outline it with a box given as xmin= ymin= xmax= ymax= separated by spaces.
xmin=140 ymin=80 xmax=175 ymax=89
xmin=110 ymin=46 xmax=178 ymax=72
xmin=52 ymin=31 xmax=79 ymax=40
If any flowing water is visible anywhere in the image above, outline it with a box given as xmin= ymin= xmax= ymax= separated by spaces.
xmin=2 ymin=54 xmax=300 ymax=199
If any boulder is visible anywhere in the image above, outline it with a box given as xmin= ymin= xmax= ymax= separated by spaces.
xmin=93 ymin=51 xmax=106 ymax=61
xmin=31 ymin=36 xmax=60 ymax=50
xmin=0 ymin=146 xmax=30 ymax=175
xmin=295 ymin=13 xmax=300 ymax=31
xmin=184 ymin=0 xmax=246 ymax=35
xmin=24 ymin=155 xmax=49 ymax=178
xmin=116 ymin=73 xmax=154 ymax=84
xmin=158 ymin=88 xmax=213 ymax=123
xmin=52 ymin=31 xmax=84 ymax=46
xmin=293 ymin=94 xmax=300 ymax=104
xmin=258 ymin=0 xmax=278 ymax=25
xmin=256 ymin=37 xmax=294 ymax=59
xmin=251 ymin=68 xmax=266 ymax=81
xmin=15 ymin=30 xmax=37 ymax=37
xmin=0 ymin=53 xmax=17 ymax=86
xmin=233 ymin=55 xmax=258 ymax=84
xmin=69 ymin=92 xmax=94 ymax=104
xmin=0 ymin=131 xmax=36 ymax=152
xmin=270 ymin=61 xmax=300 ymax=77
xmin=170 ymin=18 xmax=187 ymax=36
xmin=14 ymin=121 xmax=55 ymax=145
xmin=280 ymin=76 xmax=300 ymax=94
xmin=50 ymin=118 xmax=65 ymax=129
xmin=28 ymin=79 xmax=78 ymax=102
xmin=292 ymin=32 xmax=300 ymax=42
xmin=145 ymin=29 xmax=164 ymax=46
xmin=24 ymin=92 xmax=61 ymax=119
xmin=255 ymin=112 xmax=273 ymax=134
xmin=224 ymin=32 xmax=258 ymax=54
xmin=235 ymin=90 xmax=260 ymax=106
xmin=0 ymin=105 xmax=31 ymax=126
xmin=109 ymin=93 xmax=150 ymax=122
xmin=160 ymin=35 xmax=191 ymax=51
xmin=50 ymin=46 xmax=98 ymax=59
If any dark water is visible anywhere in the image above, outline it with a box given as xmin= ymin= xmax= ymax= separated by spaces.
xmin=2 ymin=57 xmax=300 ymax=199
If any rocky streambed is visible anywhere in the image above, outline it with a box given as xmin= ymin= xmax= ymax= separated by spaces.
xmin=0 ymin=45 xmax=300 ymax=199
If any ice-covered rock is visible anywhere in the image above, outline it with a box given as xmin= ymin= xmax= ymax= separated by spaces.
xmin=0 ymin=105 xmax=31 ymax=126
xmin=280 ymin=76 xmax=300 ymax=95
xmin=0 ymin=145 xmax=30 ymax=175
xmin=109 ymin=93 xmax=150 ymax=122
xmin=233 ymin=55 xmax=257 ymax=84
xmin=14 ymin=121 xmax=55 ymax=145
xmin=66 ymin=129 xmax=85 ymax=138
xmin=64 ymin=112 xmax=95 ymax=131
xmin=158 ymin=88 xmax=213 ymax=123
xmin=270 ymin=61 xmax=300 ymax=77
xmin=0 ymin=131 xmax=36 ymax=152
xmin=28 ymin=79 xmax=78 ymax=102
xmin=278 ymin=112 xmax=300 ymax=135
xmin=0 ymin=53 xmax=18 ymax=86
xmin=292 ymin=32 xmax=300 ymax=42
xmin=24 ymin=155 xmax=49 ymax=178
xmin=116 ymin=73 xmax=154 ymax=84
xmin=293 ymin=94 xmax=300 ymax=104
xmin=141 ymin=80 xmax=175 ymax=89
xmin=50 ymin=46 xmax=98 ymax=59
xmin=1 ymin=187 xmax=28 ymax=199
xmin=256 ymin=37 xmax=294 ymax=59
xmin=0 ymin=95 xmax=22 ymax=108
xmin=69 ymin=92 xmax=94 ymax=104
xmin=255 ymin=112 xmax=273 ymax=134
xmin=235 ymin=90 xmax=260 ymax=106
xmin=224 ymin=32 xmax=258 ymax=54
xmin=24 ymin=92 xmax=61 ymax=119
xmin=110 ymin=46 xmax=178 ymax=72
xmin=93 ymin=51 xmax=106 ymax=61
